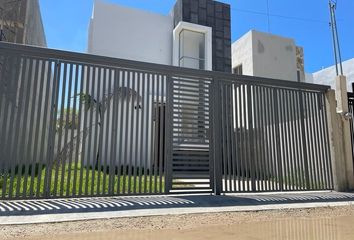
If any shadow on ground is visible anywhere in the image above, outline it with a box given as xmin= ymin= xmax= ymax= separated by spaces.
xmin=0 ymin=192 xmax=354 ymax=217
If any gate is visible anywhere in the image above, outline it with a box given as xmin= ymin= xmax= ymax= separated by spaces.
xmin=0 ymin=42 xmax=334 ymax=200
xmin=165 ymin=76 xmax=213 ymax=194
xmin=218 ymin=79 xmax=333 ymax=192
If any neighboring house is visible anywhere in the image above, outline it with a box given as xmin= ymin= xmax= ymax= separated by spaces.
xmin=306 ymin=58 xmax=354 ymax=91
xmin=0 ymin=0 xmax=46 ymax=46
xmin=0 ymin=0 xmax=47 ymax=170
xmin=231 ymin=30 xmax=305 ymax=82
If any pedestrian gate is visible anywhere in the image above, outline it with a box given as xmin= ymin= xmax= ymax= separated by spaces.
xmin=165 ymin=76 xmax=213 ymax=194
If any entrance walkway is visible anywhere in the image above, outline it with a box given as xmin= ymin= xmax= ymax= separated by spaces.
xmin=0 ymin=191 xmax=354 ymax=225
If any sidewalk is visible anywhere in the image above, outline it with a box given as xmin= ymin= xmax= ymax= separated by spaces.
xmin=0 ymin=191 xmax=353 ymax=225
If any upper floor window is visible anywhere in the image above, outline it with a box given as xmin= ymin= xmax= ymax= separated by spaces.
xmin=179 ymin=29 xmax=205 ymax=70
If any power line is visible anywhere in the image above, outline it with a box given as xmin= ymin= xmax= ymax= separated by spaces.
xmin=230 ymin=7 xmax=331 ymax=24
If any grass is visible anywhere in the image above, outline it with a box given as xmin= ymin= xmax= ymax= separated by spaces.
xmin=0 ymin=163 xmax=165 ymax=198
xmin=268 ymin=172 xmax=327 ymax=190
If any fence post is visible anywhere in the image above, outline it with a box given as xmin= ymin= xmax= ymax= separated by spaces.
xmin=273 ymin=89 xmax=283 ymax=191
xmin=299 ymin=92 xmax=311 ymax=190
xmin=212 ymin=77 xmax=222 ymax=195
xmin=333 ymin=75 xmax=354 ymax=190
xmin=43 ymin=60 xmax=61 ymax=198
xmin=248 ymin=85 xmax=256 ymax=191
xmin=336 ymin=75 xmax=354 ymax=190
xmin=325 ymin=89 xmax=354 ymax=191
xmin=164 ymin=75 xmax=173 ymax=194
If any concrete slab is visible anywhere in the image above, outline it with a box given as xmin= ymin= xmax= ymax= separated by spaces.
xmin=0 ymin=191 xmax=353 ymax=225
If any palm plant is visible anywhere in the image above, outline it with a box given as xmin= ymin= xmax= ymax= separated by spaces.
xmin=75 ymin=87 xmax=141 ymax=168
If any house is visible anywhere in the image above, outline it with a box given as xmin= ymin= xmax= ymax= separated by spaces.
xmin=306 ymin=58 xmax=354 ymax=91
xmin=231 ymin=30 xmax=305 ymax=82
xmin=83 ymin=0 xmax=232 ymax=168
xmin=0 ymin=0 xmax=46 ymax=46
xmin=88 ymin=0 xmax=231 ymax=72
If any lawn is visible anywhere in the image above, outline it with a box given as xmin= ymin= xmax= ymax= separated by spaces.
xmin=0 ymin=163 xmax=165 ymax=198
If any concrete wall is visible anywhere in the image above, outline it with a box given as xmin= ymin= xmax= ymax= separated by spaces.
xmin=231 ymin=31 xmax=253 ymax=75
xmin=232 ymin=30 xmax=299 ymax=82
xmin=252 ymin=31 xmax=298 ymax=81
xmin=88 ymin=0 xmax=173 ymax=66
xmin=23 ymin=0 xmax=47 ymax=47
xmin=0 ymin=0 xmax=46 ymax=47
xmin=306 ymin=58 xmax=354 ymax=91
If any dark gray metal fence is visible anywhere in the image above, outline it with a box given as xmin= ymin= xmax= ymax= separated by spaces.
xmin=0 ymin=42 xmax=333 ymax=199
xmin=0 ymin=44 xmax=168 ymax=199
xmin=219 ymin=81 xmax=333 ymax=192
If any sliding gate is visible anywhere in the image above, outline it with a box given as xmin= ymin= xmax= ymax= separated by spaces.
xmin=165 ymin=75 xmax=333 ymax=194
xmin=219 ymin=79 xmax=333 ymax=192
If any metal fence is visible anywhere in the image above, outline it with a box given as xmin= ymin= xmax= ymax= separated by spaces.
xmin=219 ymin=81 xmax=333 ymax=192
xmin=0 ymin=42 xmax=333 ymax=199
xmin=0 ymin=44 xmax=168 ymax=199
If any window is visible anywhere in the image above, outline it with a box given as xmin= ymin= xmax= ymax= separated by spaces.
xmin=233 ymin=64 xmax=243 ymax=75
xmin=179 ymin=29 xmax=205 ymax=70
xmin=297 ymin=70 xmax=301 ymax=82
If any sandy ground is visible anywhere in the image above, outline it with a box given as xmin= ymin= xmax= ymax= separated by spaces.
xmin=1 ymin=206 xmax=354 ymax=240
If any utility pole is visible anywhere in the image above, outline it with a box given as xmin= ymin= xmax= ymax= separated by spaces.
xmin=266 ymin=0 xmax=271 ymax=33
xmin=328 ymin=1 xmax=354 ymax=192
xmin=329 ymin=0 xmax=343 ymax=76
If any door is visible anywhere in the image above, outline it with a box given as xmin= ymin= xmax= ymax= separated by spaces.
xmin=165 ymin=76 xmax=213 ymax=194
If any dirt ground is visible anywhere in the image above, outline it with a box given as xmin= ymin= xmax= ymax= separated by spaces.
xmin=1 ymin=206 xmax=354 ymax=240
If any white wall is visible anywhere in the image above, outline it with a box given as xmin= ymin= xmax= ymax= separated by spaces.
xmin=231 ymin=31 xmax=254 ymax=75
xmin=232 ymin=30 xmax=298 ymax=81
xmin=306 ymin=58 xmax=354 ymax=91
xmin=88 ymin=0 xmax=173 ymax=65
xmin=252 ymin=31 xmax=298 ymax=81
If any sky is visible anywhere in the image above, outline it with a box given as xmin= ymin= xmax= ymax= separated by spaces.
xmin=39 ymin=0 xmax=354 ymax=73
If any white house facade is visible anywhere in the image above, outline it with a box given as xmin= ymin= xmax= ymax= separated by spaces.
xmin=231 ymin=30 xmax=305 ymax=82
xmin=84 ymin=0 xmax=232 ymax=168
xmin=306 ymin=58 xmax=354 ymax=91
xmin=88 ymin=0 xmax=231 ymax=72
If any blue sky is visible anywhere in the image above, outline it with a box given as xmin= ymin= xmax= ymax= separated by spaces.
xmin=39 ymin=0 xmax=354 ymax=73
